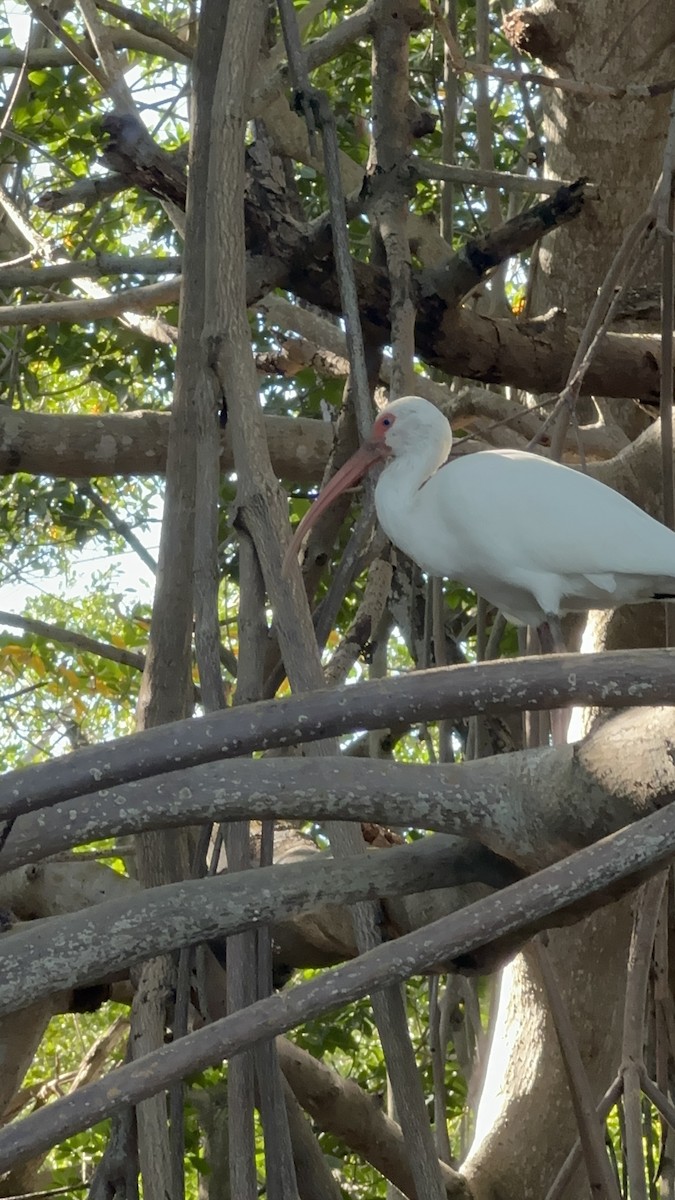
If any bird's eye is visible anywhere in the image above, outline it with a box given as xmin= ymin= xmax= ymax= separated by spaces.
xmin=382 ymin=417 xmax=392 ymax=427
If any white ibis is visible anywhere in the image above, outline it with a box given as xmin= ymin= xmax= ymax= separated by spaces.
xmin=285 ymin=395 xmax=675 ymax=650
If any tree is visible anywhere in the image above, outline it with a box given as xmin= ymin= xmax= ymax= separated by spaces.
xmin=0 ymin=1 xmax=674 ymax=1198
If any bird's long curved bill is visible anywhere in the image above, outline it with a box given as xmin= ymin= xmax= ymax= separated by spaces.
xmin=283 ymin=440 xmax=385 ymax=576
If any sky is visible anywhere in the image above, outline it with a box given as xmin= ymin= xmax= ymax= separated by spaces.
xmin=0 ymin=494 xmax=162 ymax=620
xmin=0 ymin=538 xmax=160 ymax=613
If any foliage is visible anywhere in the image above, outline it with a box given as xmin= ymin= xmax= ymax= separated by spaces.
xmin=22 ymin=1005 xmax=127 ymax=1190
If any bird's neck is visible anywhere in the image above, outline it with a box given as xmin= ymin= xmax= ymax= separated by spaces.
xmin=380 ymin=442 xmax=447 ymax=495
xmin=374 ymin=446 xmax=445 ymax=537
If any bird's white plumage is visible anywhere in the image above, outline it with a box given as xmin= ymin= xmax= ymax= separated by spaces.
xmin=373 ymin=396 xmax=675 ymax=626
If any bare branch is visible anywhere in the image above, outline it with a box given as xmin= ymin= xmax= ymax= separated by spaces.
xmin=414 ymin=157 xmax=598 ymax=196
xmin=0 ymin=610 xmax=145 ymax=671
xmin=415 ymin=179 xmax=588 ymax=308
xmin=431 ymin=1 xmax=674 ymax=100
xmin=1 ymin=648 xmax=674 ymax=823
xmin=3 ymin=704 xmax=673 ymax=878
xmin=94 ymin=0 xmax=190 ymax=62
xmin=0 ymin=279 xmax=179 ymax=329
xmin=79 ymin=483 xmax=157 ymax=574
xmin=0 ymin=255 xmax=181 ymax=286
xmin=23 ymin=0 xmax=108 ymax=84
xmin=2 ymin=798 xmax=675 ymax=1173
xmin=0 ymin=31 xmax=189 ymax=69
xmin=0 ymin=837 xmax=470 ymax=1017
xmin=533 ymin=939 xmax=621 ymax=1200
xmin=278 ymin=1037 xmax=469 ymax=1199
xmin=0 ymin=408 xmax=332 ymax=482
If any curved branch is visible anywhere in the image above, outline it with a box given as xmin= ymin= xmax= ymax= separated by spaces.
xmin=4 ymin=704 xmax=672 ymax=874
xmin=2 ymin=799 xmax=675 ymax=1174
xmin=93 ymin=0 xmax=190 ymax=61
xmin=1 ymin=647 xmax=673 ymax=822
xmin=277 ymin=1037 xmax=468 ymax=1199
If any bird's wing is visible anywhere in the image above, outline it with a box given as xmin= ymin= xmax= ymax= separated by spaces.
xmin=430 ymin=451 xmax=675 ymax=580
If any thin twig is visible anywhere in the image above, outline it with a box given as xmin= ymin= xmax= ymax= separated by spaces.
xmin=22 ymin=0 xmax=108 ymax=84
xmin=415 ymin=157 xmax=596 ymax=196
xmin=313 ymin=501 xmax=377 ymax=654
xmin=0 ymin=610 xmax=145 ymax=671
xmin=80 ymin=483 xmax=157 ymax=575
xmin=306 ymin=91 xmax=373 ymax=440
xmin=529 ymin=216 xmax=655 ymax=457
xmin=428 ymin=4 xmax=674 ymax=101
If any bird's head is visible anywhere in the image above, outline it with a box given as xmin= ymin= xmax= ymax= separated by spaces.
xmin=283 ymin=395 xmax=452 ymax=574
xmin=371 ymin=395 xmax=453 ymax=460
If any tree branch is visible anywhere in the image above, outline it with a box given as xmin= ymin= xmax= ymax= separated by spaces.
xmin=414 ymin=157 xmax=597 ymax=197
xmin=3 ymin=703 xmax=671 ymax=875
xmin=0 ymin=31 xmax=189 ymax=69
xmin=21 ymin=184 xmax=666 ymax=399
xmin=0 ymin=279 xmax=179 ymax=329
xmin=277 ymin=1037 xmax=469 ymax=1200
xmin=1 ymin=648 xmax=674 ymax=822
xmin=0 ymin=610 xmax=145 ymax=671
xmin=0 ymin=407 xmax=332 ymax=482
xmin=2 ymin=798 xmax=675 ymax=1174
xmin=0 ymin=837 xmax=475 ymax=1017
xmin=0 ymin=255 xmax=181 ymax=285
xmin=93 ymin=0 xmax=190 ymax=62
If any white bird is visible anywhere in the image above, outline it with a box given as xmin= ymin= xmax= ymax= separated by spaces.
xmin=285 ymin=395 xmax=675 ymax=651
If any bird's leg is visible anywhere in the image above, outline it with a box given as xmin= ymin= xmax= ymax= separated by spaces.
xmin=537 ymin=614 xmax=567 ymax=654
xmin=537 ymin=614 xmax=570 ymax=746
xmin=521 ymin=627 xmax=545 ymax=747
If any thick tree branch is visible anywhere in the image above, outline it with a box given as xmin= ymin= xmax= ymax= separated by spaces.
xmin=0 ymin=392 xmax=631 ymax=484
xmin=1 ymin=648 xmax=674 ymax=822
xmin=0 ymin=408 xmax=333 ymax=482
xmin=277 ymin=1038 xmax=469 ymax=1200
xmin=0 ymin=837 xmax=474 ymax=1016
xmin=3 ymin=704 xmax=671 ymax=875
xmin=283 ymin=250 xmax=664 ymax=400
xmin=2 ymin=798 xmax=675 ymax=1174
xmin=19 ymin=186 xmax=666 ymax=399
xmin=421 ymin=179 xmax=586 ymax=308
